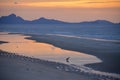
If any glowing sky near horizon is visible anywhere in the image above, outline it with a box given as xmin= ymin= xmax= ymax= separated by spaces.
xmin=0 ymin=0 xmax=120 ymax=23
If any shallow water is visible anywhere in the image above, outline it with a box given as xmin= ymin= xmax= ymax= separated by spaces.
xmin=0 ymin=32 xmax=101 ymax=65
xmin=1 ymin=24 xmax=120 ymax=40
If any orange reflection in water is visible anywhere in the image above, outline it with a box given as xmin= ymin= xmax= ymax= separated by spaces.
xmin=0 ymin=32 xmax=101 ymax=65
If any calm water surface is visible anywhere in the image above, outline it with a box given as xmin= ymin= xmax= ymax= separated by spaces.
xmin=0 ymin=32 xmax=101 ymax=65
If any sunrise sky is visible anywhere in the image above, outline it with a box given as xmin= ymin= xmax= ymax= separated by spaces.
xmin=0 ymin=0 xmax=120 ymax=23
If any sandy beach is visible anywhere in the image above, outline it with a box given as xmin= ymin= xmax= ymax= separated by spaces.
xmin=25 ymin=34 xmax=120 ymax=74
xmin=0 ymin=50 xmax=99 ymax=80
xmin=0 ymin=33 xmax=120 ymax=80
xmin=1 ymin=50 xmax=120 ymax=80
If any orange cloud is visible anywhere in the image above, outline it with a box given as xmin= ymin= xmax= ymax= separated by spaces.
xmin=16 ymin=1 xmax=120 ymax=8
xmin=0 ymin=0 xmax=120 ymax=8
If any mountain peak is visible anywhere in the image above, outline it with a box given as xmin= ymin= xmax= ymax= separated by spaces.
xmin=40 ymin=17 xmax=46 ymax=19
xmin=38 ymin=17 xmax=49 ymax=21
xmin=94 ymin=20 xmax=113 ymax=24
xmin=95 ymin=20 xmax=110 ymax=22
xmin=8 ymin=14 xmax=17 ymax=17
xmin=0 ymin=14 xmax=25 ymax=24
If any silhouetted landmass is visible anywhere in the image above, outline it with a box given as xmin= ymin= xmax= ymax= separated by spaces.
xmin=0 ymin=14 xmax=119 ymax=25
xmin=77 ymin=20 xmax=116 ymax=25
xmin=0 ymin=14 xmax=26 ymax=24
xmin=0 ymin=14 xmax=68 ymax=24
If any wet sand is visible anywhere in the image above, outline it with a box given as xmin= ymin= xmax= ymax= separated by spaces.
xmin=1 ymin=50 xmax=120 ymax=80
xmin=25 ymin=34 xmax=120 ymax=74
xmin=0 ymin=50 xmax=98 ymax=80
xmin=0 ymin=33 xmax=101 ymax=65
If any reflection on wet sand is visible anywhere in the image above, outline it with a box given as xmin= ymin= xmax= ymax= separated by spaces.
xmin=0 ymin=32 xmax=101 ymax=65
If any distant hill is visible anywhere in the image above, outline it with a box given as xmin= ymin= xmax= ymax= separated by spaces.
xmin=78 ymin=20 xmax=114 ymax=25
xmin=0 ymin=14 xmax=68 ymax=24
xmin=0 ymin=14 xmax=119 ymax=25
xmin=29 ymin=17 xmax=68 ymax=24
xmin=0 ymin=14 xmax=26 ymax=24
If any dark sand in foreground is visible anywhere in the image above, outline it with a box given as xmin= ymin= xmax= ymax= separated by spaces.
xmin=25 ymin=34 xmax=120 ymax=74
xmin=0 ymin=39 xmax=120 ymax=80
xmin=0 ymin=50 xmax=98 ymax=80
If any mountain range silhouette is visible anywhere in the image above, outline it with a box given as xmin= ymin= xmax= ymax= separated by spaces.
xmin=0 ymin=14 xmax=119 ymax=25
